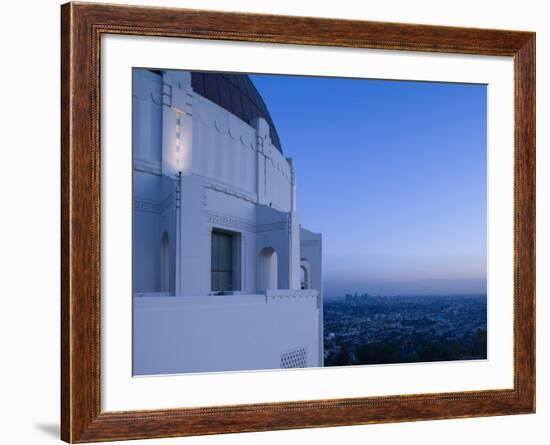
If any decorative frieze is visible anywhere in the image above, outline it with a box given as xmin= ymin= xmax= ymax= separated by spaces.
xmin=159 ymin=193 xmax=175 ymax=214
xmin=134 ymin=193 xmax=174 ymax=215
xmin=134 ymin=198 xmax=160 ymax=214
xmin=205 ymin=211 xmax=289 ymax=234
xmin=206 ymin=212 xmax=256 ymax=233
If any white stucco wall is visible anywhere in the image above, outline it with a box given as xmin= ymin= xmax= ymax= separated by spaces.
xmin=191 ymin=93 xmax=258 ymax=194
xmin=175 ymin=174 xmax=298 ymax=296
xmin=132 ymin=68 xmax=324 ymax=373
xmin=133 ymin=69 xmax=178 ymax=294
xmin=132 ymin=69 xmax=162 ymax=170
xmin=300 ymin=227 xmax=324 ymax=364
xmin=133 ymin=172 xmax=178 ymax=293
xmin=133 ymin=291 xmax=320 ymax=375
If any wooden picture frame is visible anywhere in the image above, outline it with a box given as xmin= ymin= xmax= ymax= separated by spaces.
xmin=61 ymin=2 xmax=535 ymax=442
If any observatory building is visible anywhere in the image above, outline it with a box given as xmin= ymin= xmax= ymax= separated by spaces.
xmin=132 ymin=69 xmax=323 ymax=375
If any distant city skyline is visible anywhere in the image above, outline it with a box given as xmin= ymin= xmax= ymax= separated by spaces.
xmin=251 ymin=74 xmax=487 ymax=296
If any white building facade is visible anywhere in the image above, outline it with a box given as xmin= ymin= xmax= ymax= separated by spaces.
xmin=132 ymin=69 xmax=323 ymax=375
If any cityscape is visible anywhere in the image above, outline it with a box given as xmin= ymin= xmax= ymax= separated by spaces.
xmin=323 ymin=294 xmax=487 ymax=366
xmin=131 ymin=69 xmax=487 ymax=374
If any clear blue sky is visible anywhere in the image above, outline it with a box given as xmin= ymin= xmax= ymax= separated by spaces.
xmin=251 ymin=74 xmax=487 ymax=297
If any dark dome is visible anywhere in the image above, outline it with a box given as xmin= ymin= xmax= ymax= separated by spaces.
xmin=191 ymin=72 xmax=282 ymax=153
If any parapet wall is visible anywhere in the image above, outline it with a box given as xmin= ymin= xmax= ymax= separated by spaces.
xmin=133 ymin=290 xmax=321 ymax=375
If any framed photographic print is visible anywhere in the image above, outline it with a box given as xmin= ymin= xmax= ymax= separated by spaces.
xmin=61 ymin=2 xmax=536 ymax=442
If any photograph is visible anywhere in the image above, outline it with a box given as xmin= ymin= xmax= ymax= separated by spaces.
xmin=132 ymin=68 xmax=488 ymax=375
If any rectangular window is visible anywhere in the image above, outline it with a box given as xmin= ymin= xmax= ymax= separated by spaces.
xmin=211 ymin=230 xmax=234 ymax=292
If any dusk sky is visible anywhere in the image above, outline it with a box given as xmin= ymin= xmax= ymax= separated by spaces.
xmin=250 ymin=74 xmax=487 ymax=297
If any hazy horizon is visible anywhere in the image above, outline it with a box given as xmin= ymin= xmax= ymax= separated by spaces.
xmin=323 ymin=280 xmax=487 ymax=298
xmin=251 ymin=74 xmax=487 ymax=296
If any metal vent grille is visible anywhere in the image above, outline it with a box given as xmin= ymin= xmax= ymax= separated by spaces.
xmin=280 ymin=347 xmax=307 ymax=369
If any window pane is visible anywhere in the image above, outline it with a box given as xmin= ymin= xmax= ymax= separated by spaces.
xmin=211 ymin=232 xmax=219 ymax=270
xmin=218 ymin=271 xmax=233 ymax=292
xmin=218 ymin=233 xmax=233 ymax=271
xmin=211 ymin=270 xmax=218 ymax=291
xmin=211 ymin=230 xmax=234 ymax=292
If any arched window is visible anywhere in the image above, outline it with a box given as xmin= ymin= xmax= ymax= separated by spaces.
xmin=160 ymin=232 xmax=170 ymax=292
xmin=259 ymin=247 xmax=278 ymax=291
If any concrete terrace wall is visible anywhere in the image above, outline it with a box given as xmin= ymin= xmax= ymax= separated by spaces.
xmin=133 ymin=291 xmax=320 ymax=375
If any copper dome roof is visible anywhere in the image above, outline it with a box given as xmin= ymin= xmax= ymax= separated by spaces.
xmin=191 ymin=72 xmax=282 ymax=153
